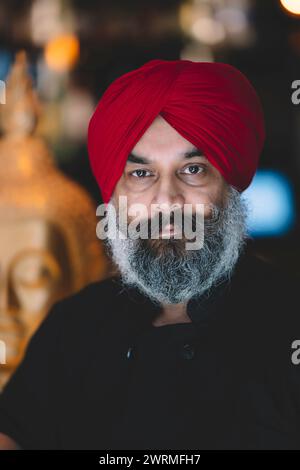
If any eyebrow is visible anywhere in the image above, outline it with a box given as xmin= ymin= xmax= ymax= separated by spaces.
xmin=126 ymin=148 xmax=205 ymax=164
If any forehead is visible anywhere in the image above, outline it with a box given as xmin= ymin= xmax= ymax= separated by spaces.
xmin=130 ymin=115 xmax=209 ymax=164
xmin=133 ymin=115 xmax=192 ymax=151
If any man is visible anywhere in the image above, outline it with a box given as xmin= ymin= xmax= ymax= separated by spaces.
xmin=0 ymin=59 xmax=299 ymax=450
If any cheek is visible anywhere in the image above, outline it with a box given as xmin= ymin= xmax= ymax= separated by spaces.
xmin=212 ymin=182 xmax=229 ymax=208
xmin=112 ymin=192 xmax=153 ymax=222
xmin=185 ymin=188 xmax=224 ymax=217
xmin=127 ymin=199 xmax=149 ymax=220
xmin=112 ymin=175 xmax=151 ymax=201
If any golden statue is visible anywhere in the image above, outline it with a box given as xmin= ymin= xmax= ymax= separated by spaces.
xmin=0 ymin=51 xmax=108 ymax=389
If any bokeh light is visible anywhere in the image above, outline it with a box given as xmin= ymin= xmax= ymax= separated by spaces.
xmin=280 ymin=0 xmax=300 ymax=16
xmin=44 ymin=34 xmax=79 ymax=72
xmin=243 ymin=170 xmax=296 ymax=237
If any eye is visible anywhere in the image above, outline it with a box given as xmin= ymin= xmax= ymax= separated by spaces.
xmin=130 ymin=169 xmax=153 ymax=178
xmin=182 ymin=164 xmax=205 ymax=175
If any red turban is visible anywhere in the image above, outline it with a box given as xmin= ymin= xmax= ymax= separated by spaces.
xmin=87 ymin=59 xmax=265 ymax=203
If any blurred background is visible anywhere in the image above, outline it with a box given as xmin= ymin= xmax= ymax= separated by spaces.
xmin=0 ymin=0 xmax=300 ymax=386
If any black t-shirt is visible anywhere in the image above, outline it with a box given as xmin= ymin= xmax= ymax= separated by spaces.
xmin=0 ymin=246 xmax=300 ymax=450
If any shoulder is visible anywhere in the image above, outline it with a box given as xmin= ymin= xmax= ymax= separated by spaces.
xmin=55 ymin=275 xmax=123 ymax=312
xmin=23 ymin=276 xmax=125 ymax=359
xmin=44 ymin=275 xmax=125 ymax=334
xmin=16 ymin=276 xmax=129 ymax=377
xmin=231 ymin=246 xmax=300 ymax=355
xmin=233 ymin=245 xmax=299 ymax=302
xmin=227 ymin=245 xmax=300 ymax=339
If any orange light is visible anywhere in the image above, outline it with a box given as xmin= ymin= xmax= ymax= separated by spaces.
xmin=45 ymin=34 xmax=79 ymax=72
xmin=280 ymin=0 xmax=300 ymax=15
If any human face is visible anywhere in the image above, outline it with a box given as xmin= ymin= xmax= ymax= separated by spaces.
xmin=105 ymin=117 xmax=247 ymax=305
xmin=111 ymin=114 xmax=229 ymax=225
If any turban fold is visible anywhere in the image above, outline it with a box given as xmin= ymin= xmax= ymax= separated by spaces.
xmin=87 ymin=59 xmax=265 ymax=203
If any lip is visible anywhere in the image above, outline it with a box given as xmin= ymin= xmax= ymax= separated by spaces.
xmin=160 ymin=224 xmax=180 ymax=237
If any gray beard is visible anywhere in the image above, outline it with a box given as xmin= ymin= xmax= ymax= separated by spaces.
xmin=104 ymin=186 xmax=249 ymax=305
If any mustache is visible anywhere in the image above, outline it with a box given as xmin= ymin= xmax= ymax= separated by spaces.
xmin=131 ymin=205 xmax=221 ymax=238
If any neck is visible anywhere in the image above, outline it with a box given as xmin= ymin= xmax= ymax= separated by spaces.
xmin=152 ymin=301 xmax=191 ymax=327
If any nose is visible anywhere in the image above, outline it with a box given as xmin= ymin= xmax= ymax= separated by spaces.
xmin=151 ymin=176 xmax=184 ymax=213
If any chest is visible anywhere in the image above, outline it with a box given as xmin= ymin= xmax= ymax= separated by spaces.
xmin=56 ymin=321 xmax=297 ymax=449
